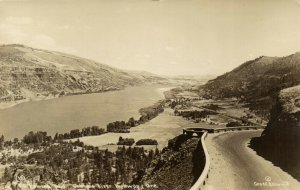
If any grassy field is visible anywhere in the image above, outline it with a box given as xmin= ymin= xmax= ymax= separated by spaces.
xmin=77 ymin=108 xmax=209 ymax=150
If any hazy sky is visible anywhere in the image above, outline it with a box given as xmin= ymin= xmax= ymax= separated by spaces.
xmin=0 ymin=0 xmax=300 ymax=76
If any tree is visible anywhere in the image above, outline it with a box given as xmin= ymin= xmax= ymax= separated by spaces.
xmin=3 ymin=167 xmax=11 ymax=182
xmin=70 ymin=129 xmax=81 ymax=138
xmin=0 ymin=135 xmax=4 ymax=143
xmin=13 ymin=138 xmax=19 ymax=144
xmin=155 ymin=148 xmax=160 ymax=156
xmin=148 ymin=150 xmax=154 ymax=160
xmin=127 ymin=117 xmax=136 ymax=127
xmin=54 ymin=133 xmax=58 ymax=141
xmin=0 ymin=135 xmax=4 ymax=150
xmin=83 ymin=172 xmax=90 ymax=185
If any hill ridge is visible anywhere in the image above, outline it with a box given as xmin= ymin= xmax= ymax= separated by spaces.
xmin=202 ymin=52 xmax=300 ymax=118
xmin=0 ymin=44 xmax=166 ymax=106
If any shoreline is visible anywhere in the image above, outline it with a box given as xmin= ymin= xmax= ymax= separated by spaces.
xmin=0 ymin=95 xmax=57 ymax=110
xmin=0 ymin=89 xmax=121 ymax=110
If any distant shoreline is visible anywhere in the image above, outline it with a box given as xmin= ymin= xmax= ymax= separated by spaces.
xmin=0 ymin=84 xmax=174 ymax=110
xmin=0 ymin=87 xmax=127 ymax=110
xmin=0 ymin=95 xmax=56 ymax=110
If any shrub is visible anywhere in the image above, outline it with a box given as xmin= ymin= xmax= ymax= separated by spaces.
xmin=117 ymin=137 xmax=135 ymax=146
xmin=136 ymin=139 xmax=158 ymax=146
xmin=226 ymin=121 xmax=241 ymax=127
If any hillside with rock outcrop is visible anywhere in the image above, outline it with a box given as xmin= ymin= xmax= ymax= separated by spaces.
xmin=140 ymin=135 xmax=204 ymax=190
xmin=0 ymin=44 xmax=167 ymax=105
xmin=250 ymin=85 xmax=300 ymax=180
xmin=201 ymin=53 xmax=300 ymax=118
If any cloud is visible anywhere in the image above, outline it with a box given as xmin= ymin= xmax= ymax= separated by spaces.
xmin=28 ymin=34 xmax=77 ymax=54
xmin=0 ymin=16 xmax=77 ymax=54
xmin=6 ymin=16 xmax=33 ymax=25
xmin=58 ymin=25 xmax=71 ymax=30
xmin=0 ymin=22 xmax=28 ymax=43
xmin=29 ymin=34 xmax=56 ymax=49
xmin=0 ymin=0 xmax=28 ymax=2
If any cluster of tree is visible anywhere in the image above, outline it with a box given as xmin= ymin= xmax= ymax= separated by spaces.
xmin=202 ymin=104 xmax=222 ymax=111
xmin=136 ymin=139 xmax=158 ymax=146
xmin=168 ymin=98 xmax=191 ymax=109
xmin=54 ymin=126 xmax=105 ymax=141
xmin=226 ymin=121 xmax=241 ymax=127
xmin=174 ymin=110 xmax=214 ymax=120
xmin=117 ymin=137 xmax=135 ymax=146
xmin=23 ymin=131 xmax=52 ymax=144
xmin=138 ymin=100 xmax=165 ymax=124
xmin=226 ymin=119 xmax=254 ymax=127
xmin=107 ymin=101 xmax=165 ymax=133
xmin=115 ymin=146 xmax=160 ymax=184
xmin=107 ymin=120 xmax=131 ymax=133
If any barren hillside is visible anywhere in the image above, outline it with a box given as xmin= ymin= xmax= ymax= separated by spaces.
xmin=0 ymin=44 xmax=166 ymax=103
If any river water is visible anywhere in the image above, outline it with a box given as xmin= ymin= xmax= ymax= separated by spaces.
xmin=0 ymin=85 xmax=171 ymax=139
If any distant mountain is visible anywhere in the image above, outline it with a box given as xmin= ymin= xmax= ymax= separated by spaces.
xmin=125 ymin=70 xmax=166 ymax=83
xmin=0 ymin=44 xmax=167 ymax=103
xmin=201 ymin=52 xmax=300 ymax=117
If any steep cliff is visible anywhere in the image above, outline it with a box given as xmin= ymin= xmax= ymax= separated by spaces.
xmin=250 ymin=85 xmax=300 ymax=180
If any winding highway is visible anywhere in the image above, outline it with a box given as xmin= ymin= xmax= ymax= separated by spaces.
xmin=203 ymin=130 xmax=300 ymax=190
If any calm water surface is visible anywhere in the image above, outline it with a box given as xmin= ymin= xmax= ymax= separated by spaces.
xmin=0 ymin=85 xmax=171 ymax=139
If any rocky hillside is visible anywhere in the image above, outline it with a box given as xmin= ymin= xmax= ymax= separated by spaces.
xmin=0 ymin=44 xmax=166 ymax=103
xmin=250 ymin=85 xmax=300 ymax=180
xmin=140 ymin=135 xmax=204 ymax=190
xmin=201 ymin=52 xmax=300 ymax=117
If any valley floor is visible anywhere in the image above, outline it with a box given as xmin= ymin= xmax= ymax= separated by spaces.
xmin=76 ymin=108 xmax=203 ymax=151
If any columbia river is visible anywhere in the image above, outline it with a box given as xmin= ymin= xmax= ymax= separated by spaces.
xmin=0 ymin=85 xmax=172 ymax=139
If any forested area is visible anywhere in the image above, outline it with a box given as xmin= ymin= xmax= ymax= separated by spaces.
xmin=0 ymin=131 xmax=160 ymax=188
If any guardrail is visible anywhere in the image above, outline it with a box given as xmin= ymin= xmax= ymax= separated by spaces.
xmin=183 ymin=125 xmax=265 ymax=135
xmin=190 ymin=131 xmax=210 ymax=190
xmin=185 ymin=125 xmax=264 ymax=190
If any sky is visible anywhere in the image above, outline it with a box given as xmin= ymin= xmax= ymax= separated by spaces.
xmin=0 ymin=0 xmax=300 ymax=76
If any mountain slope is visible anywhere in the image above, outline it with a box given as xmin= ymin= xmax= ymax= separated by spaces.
xmin=141 ymin=135 xmax=204 ymax=190
xmin=201 ymin=52 xmax=300 ymax=117
xmin=0 ymin=44 xmax=166 ymax=103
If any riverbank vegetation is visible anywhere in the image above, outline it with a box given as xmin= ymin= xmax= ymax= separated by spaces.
xmin=107 ymin=100 xmax=165 ymax=133
xmin=50 ymin=100 xmax=165 ymax=141
xmin=53 ymin=126 xmax=106 ymax=141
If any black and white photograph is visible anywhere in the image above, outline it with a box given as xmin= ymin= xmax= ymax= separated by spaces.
xmin=0 ymin=0 xmax=299 ymax=189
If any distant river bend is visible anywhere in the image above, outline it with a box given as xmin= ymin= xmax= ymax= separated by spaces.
xmin=0 ymin=85 xmax=172 ymax=139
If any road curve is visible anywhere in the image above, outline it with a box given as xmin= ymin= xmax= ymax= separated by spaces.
xmin=203 ymin=130 xmax=300 ymax=190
